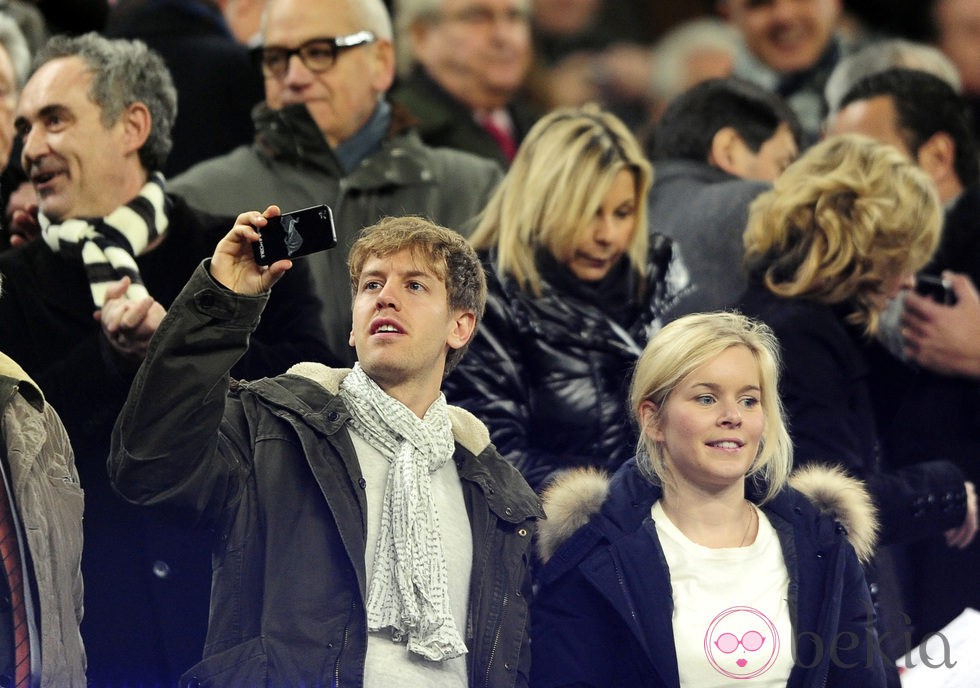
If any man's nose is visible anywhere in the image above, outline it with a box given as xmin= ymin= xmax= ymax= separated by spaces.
xmin=20 ymin=127 xmax=47 ymax=169
xmin=375 ymin=283 xmax=400 ymax=310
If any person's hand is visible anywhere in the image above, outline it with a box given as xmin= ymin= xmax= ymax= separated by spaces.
xmin=945 ymin=481 xmax=978 ymax=549
xmin=6 ymin=181 xmax=39 ymax=248
xmin=210 ymin=205 xmax=291 ymax=295
xmin=902 ymin=272 xmax=980 ymax=378
xmin=94 ymin=276 xmax=166 ymax=361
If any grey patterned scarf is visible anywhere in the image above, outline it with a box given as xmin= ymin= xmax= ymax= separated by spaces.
xmin=40 ymin=172 xmax=168 ymax=307
xmin=339 ymin=363 xmax=467 ymax=661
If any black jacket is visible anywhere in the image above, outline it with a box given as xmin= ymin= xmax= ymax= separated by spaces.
xmin=110 ymin=264 xmax=543 ymax=687
xmin=737 ymin=284 xmax=967 ymax=546
xmin=0 ymin=194 xmax=330 ymax=686
xmin=444 ymin=239 xmax=688 ymax=491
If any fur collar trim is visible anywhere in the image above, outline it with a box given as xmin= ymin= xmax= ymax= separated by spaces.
xmin=537 ymin=463 xmax=878 ymax=565
xmin=286 ymin=362 xmax=491 ymax=457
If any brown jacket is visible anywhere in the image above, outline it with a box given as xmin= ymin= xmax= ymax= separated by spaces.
xmin=0 ymin=353 xmax=85 ymax=686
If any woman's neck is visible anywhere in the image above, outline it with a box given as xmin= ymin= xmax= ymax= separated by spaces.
xmin=660 ymin=484 xmax=758 ymax=549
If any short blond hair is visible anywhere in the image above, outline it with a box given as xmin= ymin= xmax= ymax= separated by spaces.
xmin=743 ymin=134 xmax=942 ymax=335
xmin=470 ymin=104 xmax=652 ymax=296
xmin=348 ymin=216 xmax=486 ymax=375
xmin=629 ymin=311 xmax=792 ymax=504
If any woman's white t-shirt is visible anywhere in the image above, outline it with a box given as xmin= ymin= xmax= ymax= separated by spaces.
xmin=652 ymin=500 xmax=796 ymax=686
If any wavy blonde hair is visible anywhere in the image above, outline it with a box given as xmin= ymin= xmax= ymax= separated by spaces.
xmin=629 ymin=311 xmax=792 ymax=504
xmin=743 ymin=134 xmax=942 ymax=335
xmin=470 ymin=104 xmax=652 ymax=296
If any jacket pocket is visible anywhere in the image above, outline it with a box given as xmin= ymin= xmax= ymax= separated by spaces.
xmin=180 ymin=636 xmax=268 ymax=688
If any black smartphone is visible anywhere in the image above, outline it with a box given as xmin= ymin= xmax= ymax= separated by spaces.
xmin=252 ymin=204 xmax=337 ymax=265
xmin=914 ymin=274 xmax=957 ymax=305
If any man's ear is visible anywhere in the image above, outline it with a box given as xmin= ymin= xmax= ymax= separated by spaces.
xmin=369 ymin=38 xmax=396 ymax=94
xmin=916 ymin=131 xmax=959 ymax=193
xmin=638 ymin=399 xmax=664 ymax=442
xmin=707 ymin=127 xmax=747 ymax=177
xmin=121 ymin=102 xmax=152 ymax=156
xmin=447 ymin=310 xmax=477 ymax=351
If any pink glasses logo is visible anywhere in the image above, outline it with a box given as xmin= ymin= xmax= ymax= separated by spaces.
xmin=704 ymin=606 xmax=780 ymax=679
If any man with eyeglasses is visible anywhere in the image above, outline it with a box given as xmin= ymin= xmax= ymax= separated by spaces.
xmin=391 ymin=0 xmax=538 ymax=166
xmin=171 ymin=0 xmax=504 ymax=367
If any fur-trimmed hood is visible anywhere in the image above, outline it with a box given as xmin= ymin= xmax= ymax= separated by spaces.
xmin=537 ymin=462 xmax=879 ymax=565
xmin=285 ymin=362 xmax=492 ymax=458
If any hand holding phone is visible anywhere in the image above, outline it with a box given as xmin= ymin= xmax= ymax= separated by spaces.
xmin=252 ymin=204 xmax=337 ymax=265
xmin=914 ymin=274 xmax=958 ymax=305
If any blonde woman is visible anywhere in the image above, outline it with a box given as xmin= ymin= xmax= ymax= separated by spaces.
xmin=443 ymin=104 xmax=689 ymax=491
xmin=737 ymin=134 xmax=977 ymax=661
xmin=531 ymin=312 xmax=884 ymax=687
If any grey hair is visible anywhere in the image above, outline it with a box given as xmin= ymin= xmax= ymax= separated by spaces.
xmin=33 ymin=33 xmax=177 ymax=172
xmin=0 ymin=13 xmax=31 ymax=87
xmin=261 ymin=0 xmax=393 ymax=43
xmin=394 ymin=0 xmax=442 ymax=75
xmin=824 ymin=39 xmax=962 ymax=115
xmin=651 ymin=17 xmax=738 ymax=102
xmin=393 ymin=0 xmax=529 ymax=76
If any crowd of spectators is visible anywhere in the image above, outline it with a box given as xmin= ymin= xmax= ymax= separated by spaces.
xmin=0 ymin=0 xmax=979 ymax=686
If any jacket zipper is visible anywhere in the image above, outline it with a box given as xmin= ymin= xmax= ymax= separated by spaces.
xmin=333 ymin=600 xmax=354 ymax=687
xmin=483 ymin=590 xmax=509 ymax=687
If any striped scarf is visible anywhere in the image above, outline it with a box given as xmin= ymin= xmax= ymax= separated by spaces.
xmin=39 ymin=173 xmax=168 ymax=307
xmin=339 ymin=363 xmax=468 ymax=662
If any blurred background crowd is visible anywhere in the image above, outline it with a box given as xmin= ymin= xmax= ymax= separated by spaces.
xmin=1 ymin=0 xmax=979 ymax=686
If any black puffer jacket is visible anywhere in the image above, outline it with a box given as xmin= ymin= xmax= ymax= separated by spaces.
xmin=444 ymin=237 xmax=689 ymax=491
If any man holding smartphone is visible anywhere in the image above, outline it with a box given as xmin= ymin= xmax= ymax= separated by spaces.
xmin=110 ymin=211 xmax=542 ymax=687
xmin=0 ymin=33 xmax=330 ymax=686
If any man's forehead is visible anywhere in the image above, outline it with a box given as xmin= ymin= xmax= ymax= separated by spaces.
xmin=264 ymin=0 xmax=357 ymax=43
xmin=832 ymin=96 xmax=901 ymax=137
xmin=19 ymin=57 xmax=93 ymax=112
xmin=729 ymin=0 xmax=838 ymax=15
xmin=359 ymin=248 xmax=446 ymax=281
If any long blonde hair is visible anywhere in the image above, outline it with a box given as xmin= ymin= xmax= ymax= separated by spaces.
xmin=743 ymin=134 xmax=942 ymax=335
xmin=629 ymin=311 xmax=792 ymax=504
xmin=470 ymin=104 xmax=652 ymax=296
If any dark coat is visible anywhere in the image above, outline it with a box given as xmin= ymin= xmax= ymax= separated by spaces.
xmin=864 ymin=183 xmax=980 ymax=641
xmin=443 ymin=240 xmax=689 ymax=491
xmin=736 ymin=285 xmax=967 ymax=545
xmin=646 ymin=159 xmax=770 ymax=317
xmin=530 ymin=459 xmax=886 ymax=688
xmin=0 ymin=194 xmax=330 ymax=686
xmin=109 ymin=265 xmax=544 ymax=687
xmin=391 ymin=67 xmax=541 ymax=167
xmin=104 ymin=0 xmax=265 ymax=176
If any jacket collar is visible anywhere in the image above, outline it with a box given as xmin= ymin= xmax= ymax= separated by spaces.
xmin=652 ymin=158 xmax=745 ymax=187
xmin=538 ymin=457 xmax=878 ymax=565
xmin=251 ymin=101 xmax=442 ymax=191
xmin=0 ymin=351 xmax=45 ymax=411
xmin=242 ymin=363 xmax=543 ymax=523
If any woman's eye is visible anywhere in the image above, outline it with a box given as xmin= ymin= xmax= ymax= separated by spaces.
xmin=695 ymin=395 xmax=715 ymax=405
xmin=740 ymin=397 xmax=760 ymax=408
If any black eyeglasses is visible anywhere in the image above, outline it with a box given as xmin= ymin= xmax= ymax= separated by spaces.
xmin=253 ymin=31 xmax=377 ymax=79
